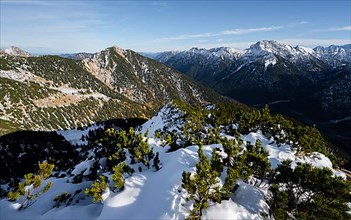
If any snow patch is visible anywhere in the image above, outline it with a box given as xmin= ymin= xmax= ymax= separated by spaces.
xmin=264 ymin=58 xmax=277 ymax=70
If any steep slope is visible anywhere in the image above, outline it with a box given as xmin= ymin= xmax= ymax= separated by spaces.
xmin=0 ymin=54 xmax=145 ymax=134
xmin=157 ymin=47 xmax=242 ymax=87
xmin=81 ymin=46 xmax=219 ymax=106
xmin=0 ymin=46 xmax=220 ymax=135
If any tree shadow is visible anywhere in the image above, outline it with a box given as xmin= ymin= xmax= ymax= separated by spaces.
xmin=0 ymin=118 xmax=147 ymax=186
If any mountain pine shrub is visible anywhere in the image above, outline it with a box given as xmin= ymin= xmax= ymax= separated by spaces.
xmin=268 ymin=160 xmax=351 ymax=219
xmin=84 ymin=175 xmax=108 ymax=203
xmin=7 ymin=162 xmax=54 ymax=210
xmin=112 ymin=164 xmax=125 ymax=191
xmin=182 ymin=146 xmax=222 ymax=219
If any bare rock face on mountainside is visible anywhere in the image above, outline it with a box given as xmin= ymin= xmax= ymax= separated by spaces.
xmin=0 ymin=45 xmax=219 ymax=135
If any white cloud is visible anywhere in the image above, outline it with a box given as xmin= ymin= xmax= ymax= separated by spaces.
xmin=154 ymin=25 xmax=283 ymax=42
xmin=139 ymin=37 xmax=351 ymax=52
xmin=220 ymin=26 xmax=283 ymax=35
xmin=154 ymin=21 xmax=308 ymax=43
xmin=312 ymin=26 xmax=351 ymax=32
xmin=286 ymin=21 xmax=309 ymax=27
xmin=156 ymin=32 xmax=216 ymax=41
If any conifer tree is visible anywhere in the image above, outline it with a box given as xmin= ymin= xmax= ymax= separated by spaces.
xmin=210 ymin=149 xmax=223 ymax=173
xmin=84 ymin=175 xmax=108 ymax=203
xmin=134 ymin=140 xmax=154 ymax=168
xmin=154 ymin=130 xmax=162 ymax=139
xmin=166 ymin=133 xmax=172 ymax=145
xmin=243 ymin=140 xmax=270 ymax=186
xmin=268 ymin=161 xmax=351 ymax=219
xmin=8 ymin=162 xmax=54 ymax=210
xmin=181 ymin=146 xmax=222 ymax=219
xmin=221 ymin=166 xmax=241 ymax=199
xmin=144 ymin=129 xmax=149 ymax=137
xmin=112 ymin=163 xmax=124 ymax=190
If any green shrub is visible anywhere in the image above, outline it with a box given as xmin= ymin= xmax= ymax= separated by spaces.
xmin=182 ymin=146 xmax=222 ymax=219
xmin=84 ymin=175 xmax=108 ymax=203
xmin=112 ymin=163 xmax=125 ymax=190
xmin=7 ymin=162 xmax=54 ymax=210
xmin=268 ymin=161 xmax=351 ymax=219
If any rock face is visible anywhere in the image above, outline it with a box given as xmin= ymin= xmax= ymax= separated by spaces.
xmin=0 ymin=46 xmax=219 ymax=135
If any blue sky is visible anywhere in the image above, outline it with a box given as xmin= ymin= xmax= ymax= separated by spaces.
xmin=1 ymin=0 xmax=350 ymax=54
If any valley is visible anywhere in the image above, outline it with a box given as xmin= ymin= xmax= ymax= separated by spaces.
xmin=151 ymin=40 xmax=351 ymax=157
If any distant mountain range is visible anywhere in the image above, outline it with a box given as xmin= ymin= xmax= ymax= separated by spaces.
xmin=0 ymin=46 xmax=219 ymax=135
xmin=151 ymin=40 xmax=350 ymax=118
xmin=148 ymin=40 xmax=351 ymax=154
xmin=152 ymin=41 xmax=351 ymax=68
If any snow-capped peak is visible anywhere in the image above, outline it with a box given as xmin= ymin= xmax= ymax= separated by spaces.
xmin=152 ymin=40 xmax=350 ymax=69
xmin=209 ymin=47 xmax=243 ymax=59
xmin=243 ymin=40 xmax=325 ymax=67
xmin=246 ymin=40 xmax=296 ymax=56
xmin=188 ymin=47 xmax=208 ymax=54
xmin=179 ymin=47 xmax=243 ymax=61
xmin=4 ymin=46 xmax=31 ymax=57
xmin=295 ymin=45 xmax=314 ymax=55
xmin=312 ymin=44 xmax=351 ymax=67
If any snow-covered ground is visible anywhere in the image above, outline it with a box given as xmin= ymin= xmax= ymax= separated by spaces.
xmin=56 ymin=123 xmax=103 ymax=145
xmin=0 ymin=104 xmax=346 ymax=219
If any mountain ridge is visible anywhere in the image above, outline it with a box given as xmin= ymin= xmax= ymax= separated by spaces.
xmin=152 ymin=40 xmax=351 ymax=68
xmin=1 ymin=46 xmax=32 ymax=57
xmin=0 ymin=45 xmax=222 ymax=135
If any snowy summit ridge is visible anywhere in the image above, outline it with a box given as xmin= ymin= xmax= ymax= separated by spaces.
xmin=3 ymin=46 xmax=31 ymax=57
xmin=0 ymin=102 xmax=348 ymax=220
xmin=155 ymin=40 xmax=351 ymax=68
